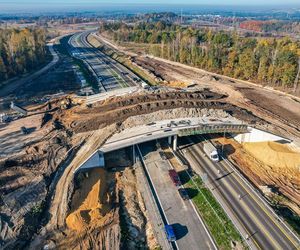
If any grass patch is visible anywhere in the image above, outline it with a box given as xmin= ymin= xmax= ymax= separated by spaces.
xmin=56 ymin=35 xmax=99 ymax=91
xmin=179 ymin=171 xmax=245 ymax=250
xmin=101 ymin=46 xmax=157 ymax=86
xmin=73 ymin=58 xmax=99 ymax=91
xmin=31 ymin=201 xmax=45 ymax=215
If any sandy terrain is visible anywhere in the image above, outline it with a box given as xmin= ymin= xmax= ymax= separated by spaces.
xmin=66 ymin=168 xmax=114 ymax=232
xmin=243 ymin=141 xmax=300 ymax=170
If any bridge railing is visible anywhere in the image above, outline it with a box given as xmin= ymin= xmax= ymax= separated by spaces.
xmin=178 ymin=124 xmax=248 ymax=137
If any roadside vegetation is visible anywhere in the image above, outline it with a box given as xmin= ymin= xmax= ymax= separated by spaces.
xmin=87 ymin=35 xmax=157 ymax=86
xmin=270 ymin=193 xmax=300 ymax=235
xmin=0 ymin=28 xmax=47 ymax=83
xmin=104 ymin=48 xmax=157 ymax=86
xmin=99 ymin=21 xmax=300 ymax=92
xmin=56 ymin=35 xmax=99 ymax=91
xmin=178 ymin=170 xmax=245 ymax=250
xmin=73 ymin=58 xmax=99 ymax=91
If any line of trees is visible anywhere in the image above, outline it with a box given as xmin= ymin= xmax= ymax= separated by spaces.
xmin=99 ymin=21 xmax=300 ymax=91
xmin=0 ymin=28 xmax=47 ymax=82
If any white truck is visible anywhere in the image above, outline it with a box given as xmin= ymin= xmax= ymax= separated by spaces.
xmin=203 ymin=141 xmax=219 ymax=162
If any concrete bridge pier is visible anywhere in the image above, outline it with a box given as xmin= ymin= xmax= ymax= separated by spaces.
xmin=132 ymin=145 xmax=136 ymax=164
xmin=168 ymin=136 xmax=172 ymax=145
xmin=173 ymin=135 xmax=178 ymax=151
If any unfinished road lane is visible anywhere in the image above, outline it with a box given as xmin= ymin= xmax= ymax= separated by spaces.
xmin=180 ymin=136 xmax=300 ymax=250
xmin=139 ymin=142 xmax=217 ymax=250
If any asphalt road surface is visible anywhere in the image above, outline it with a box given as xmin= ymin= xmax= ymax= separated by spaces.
xmin=179 ymin=136 xmax=300 ymax=250
xmin=69 ymin=31 xmax=139 ymax=93
xmin=139 ymin=142 xmax=217 ymax=250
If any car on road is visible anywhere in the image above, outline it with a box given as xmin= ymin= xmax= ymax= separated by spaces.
xmin=164 ymin=224 xmax=176 ymax=242
xmin=169 ymin=169 xmax=181 ymax=186
xmin=178 ymin=188 xmax=189 ymax=200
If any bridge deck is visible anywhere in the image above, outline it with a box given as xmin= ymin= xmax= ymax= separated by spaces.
xmin=99 ymin=117 xmax=248 ymax=153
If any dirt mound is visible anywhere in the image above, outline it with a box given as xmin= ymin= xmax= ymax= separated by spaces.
xmin=48 ymin=208 xmax=121 ymax=250
xmin=243 ymin=141 xmax=300 ymax=170
xmin=121 ymin=107 xmax=232 ymax=129
xmin=66 ymin=168 xmax=114 ymax=232
xmin=72 ymin=91 xmax=260 ymax=133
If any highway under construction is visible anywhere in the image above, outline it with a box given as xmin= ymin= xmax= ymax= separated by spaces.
xmin=1 ymin=29 xmax=300 ymax=250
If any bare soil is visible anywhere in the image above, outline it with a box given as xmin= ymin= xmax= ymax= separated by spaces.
xmin=117 ymin=166 xmax=159 ymax=249
xmin=66 ymin=168 xmax=114 ymax=232
xmin=69 ymin=90 xmax=262 ymax=134
xmin=2 ymin=31 xmax=300 ymax=249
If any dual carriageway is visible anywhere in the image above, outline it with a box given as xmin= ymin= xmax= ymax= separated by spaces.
xmin=69 ymin=31 xmax=141 ymax=93
xmin=133 ymin=136 xmax=300 ymax=250
xmin=68 ymin=31 xmax=300 ymax=250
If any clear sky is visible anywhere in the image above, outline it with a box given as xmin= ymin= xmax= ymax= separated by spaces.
xmin=1 ymin=0 xmax=299 ymax=13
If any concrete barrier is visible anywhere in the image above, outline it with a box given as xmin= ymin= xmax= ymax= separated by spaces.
xmin=74 ymin=150 xmax=105 ymax=172
xmin=233 ymin=127 xmax=291 ymax=144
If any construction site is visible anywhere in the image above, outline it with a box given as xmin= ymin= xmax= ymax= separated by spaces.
xmin=0 ymin=29 xmax=300 ymax=250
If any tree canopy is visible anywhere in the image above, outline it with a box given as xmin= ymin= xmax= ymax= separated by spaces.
xmin=0 ymin=28 xmax=47 ymax=82
xmin=99 ymin=21 xmax=300 ymax=90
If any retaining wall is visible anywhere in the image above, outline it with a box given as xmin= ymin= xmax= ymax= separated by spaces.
xmin=233 ymin=127 xmax=291 ymax=144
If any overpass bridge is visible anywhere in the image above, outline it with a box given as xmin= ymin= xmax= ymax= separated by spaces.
xmin=75 ymin=117 xmax=248 ymax=172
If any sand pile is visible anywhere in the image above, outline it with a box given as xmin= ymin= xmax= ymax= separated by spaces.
xmin=243 ymin=141 xmax=300 ymax=170
xmin=165 ymin=81 xmax=189 ymax=88
xmin=66 ymin=168 xmax=113 ymax=232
